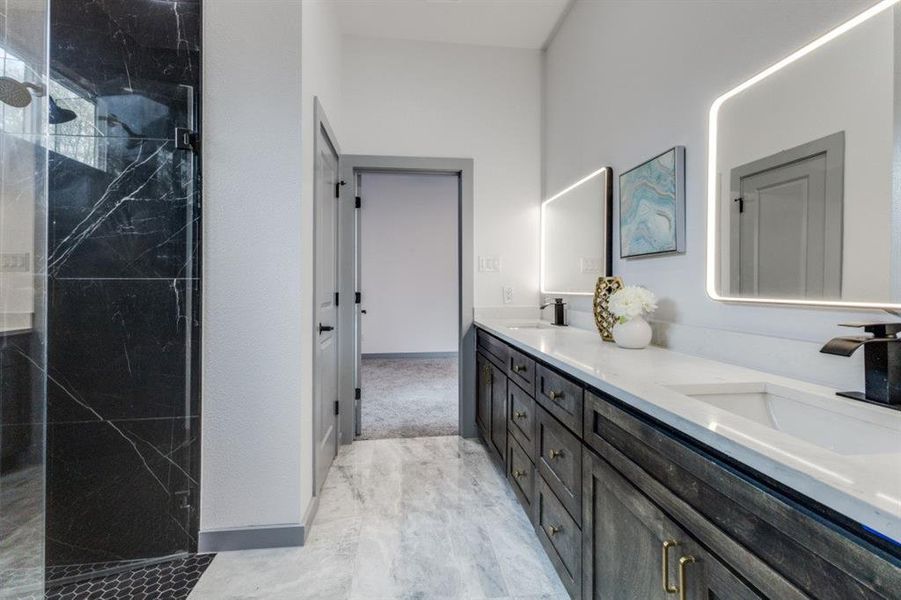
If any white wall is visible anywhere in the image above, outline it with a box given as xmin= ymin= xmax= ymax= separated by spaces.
xmin=341 ymin=36 xmax=542 ymax=310
xmin=360 ymin=172 xmax=458 ymax=355
xmin=201 ymin=0 xmax=305 ymax=533
xmin=545 ymin=0 xmax=881 ymax=391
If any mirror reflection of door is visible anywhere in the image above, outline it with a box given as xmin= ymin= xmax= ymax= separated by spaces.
xmin=730 ymin=132 xmax=844 ymax=300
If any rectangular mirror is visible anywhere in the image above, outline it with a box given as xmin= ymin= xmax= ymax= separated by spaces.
xmin=707 ymin=0 xmax=901 ymax=309
xmin=541 ymin=166 xmax=612 ymax=295
xmin=541 ymin=167 xmax=613 ymax=296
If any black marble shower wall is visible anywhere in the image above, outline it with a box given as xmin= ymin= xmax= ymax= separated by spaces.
xmin=45 ymin=0 xmax=201 ymax=579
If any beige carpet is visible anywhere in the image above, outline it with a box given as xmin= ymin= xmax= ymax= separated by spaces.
xmin=359 ymin=356 xmax=458 ymax=440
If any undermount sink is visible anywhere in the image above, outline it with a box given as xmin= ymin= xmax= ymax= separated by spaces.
xmin=666 ymin=382 xmax=901 ymax=457
xmin=505 ymin=321 xmax=558 ymax=330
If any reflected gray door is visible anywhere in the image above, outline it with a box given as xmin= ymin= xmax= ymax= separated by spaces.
xmin=314 ymin=124 xmax=340 ymax=493
xmin=731 ymin=134 xmax=844 ymax=300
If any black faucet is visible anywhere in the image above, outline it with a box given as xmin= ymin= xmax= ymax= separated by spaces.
xmin=540 ymin=298 xmax=567 ymax=327
xmin=820 ymin=322 xmax=900 ymax=408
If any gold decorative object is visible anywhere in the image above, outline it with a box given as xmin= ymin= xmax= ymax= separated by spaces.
xmin=593 ymin=276 xmax=624 ymax=341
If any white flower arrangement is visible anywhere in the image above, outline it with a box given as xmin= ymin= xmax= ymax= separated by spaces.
xmin=608 ymin=286 xmax=658 ymax=324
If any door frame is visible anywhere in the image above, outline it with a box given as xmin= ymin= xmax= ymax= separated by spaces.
xmin=728 ymin=130 xmax=844 ymax=298
xmin=337 ymin=155 xmax=475 ymax=444
xmin=312 ymin=98 xmax=341 ymax=494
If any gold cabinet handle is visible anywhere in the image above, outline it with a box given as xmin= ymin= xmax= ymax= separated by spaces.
xmin=513 ymin=469 xmax=526 ymax=478
xmin=546 ymin=525 xmax=561 ymax=536
xmin=678 ymin=555 xmax=696 ymax=600
xmin=513 ymin=411 xmax=527 ymax=419
xmin=512 ymin=364 xmax=527 ymax=373
xmin=547 ymin=390 xmax=563 ymax=400
xmin=662 ymin=540 xmax=679 ymax=594
xmin=548 ymin=449 xmax=564 ymax=459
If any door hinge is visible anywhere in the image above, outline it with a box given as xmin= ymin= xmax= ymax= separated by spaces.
xmin=174 ymin=489 xmax=193 ymax=510
xmin=354 ymin=291 xmax=361 ymax=304
xmin=335 ymin=292 xmax=339 ymax=307
xmin=354 ymin=388 xmax=361 ymax=400
xmin=335 ymin=180 xmax=346 ymax=198
xmin=334 ymin=400 xmax=340 ymax=415
xmin=355 ymin=196 xmax=361 ymax=209
xmin=175 ymin=128 xmax=200 ymax=153
xmin=734 ymin=197 xmax=744 ymax=213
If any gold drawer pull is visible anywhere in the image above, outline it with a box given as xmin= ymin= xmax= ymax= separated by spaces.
xmin=546 ymin=525 xmax=561 ymax=536
xmin=513 ymin=411 xmax=527 ymax=419
xmin=513 ymin=470 xmax=526 ymax=478
xmin=512 ymin=364 xmax=526 ymax=373
xmin=678 ymin=556 xmax=695 ymax=600
xmin=547 ymin=390 xmax=564 ymax=400
xmin=662 ymin=540 xmax=679 ymax=594
xmin=548 ymin=449 xmax=564 ymax=459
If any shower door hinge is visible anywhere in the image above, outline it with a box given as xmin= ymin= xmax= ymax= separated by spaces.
xmin=354 ymin=291 xmax=361 ymax=304
xmin=355 ymin=388 xmax=361 ymax=400
xmin=335 ymin=180 xmax=346 ymax=198
xmin=335 ymin=292 xmax=339 ymax=307
xmin=355 ymin=196 xmax=361 ymax=209
xmin=175 ymin=128 xmax=200 ymax=153
xmin=334 ymin=400 xmax=340 ymax=416
xmin=175 ymin=489 xmax=193 ymax=510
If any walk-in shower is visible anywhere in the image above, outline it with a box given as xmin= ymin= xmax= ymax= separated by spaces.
xmin=1 ymin=1 xmax=202 ymax=596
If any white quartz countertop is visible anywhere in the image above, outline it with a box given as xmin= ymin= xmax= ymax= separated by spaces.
xmin=474 ymin=318 xmax=901 ymax=544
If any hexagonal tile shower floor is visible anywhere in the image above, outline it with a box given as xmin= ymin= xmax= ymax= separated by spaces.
xmin=42 ymin=555 xmax=215 ymax=600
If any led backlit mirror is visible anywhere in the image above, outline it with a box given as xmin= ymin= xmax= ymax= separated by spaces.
xmin=708 ymin=0 xmax=901 ymax=309
xmin=541 ymin=167 xmax=613 ymax=295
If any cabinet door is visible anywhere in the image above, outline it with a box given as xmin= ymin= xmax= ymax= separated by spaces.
xmin=489 ymin=360 xmax=507 ymax=463
xmin=583 ymin=448 xmax=762 ymax=600
xmin=476 ymin=353 xmax=492 ymax=438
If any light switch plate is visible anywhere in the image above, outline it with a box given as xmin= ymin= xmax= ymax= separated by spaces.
xmin=479 ymin=256 xmax=501 ymax=273
xmin=503 ymin=286 xmax=513 ymax=304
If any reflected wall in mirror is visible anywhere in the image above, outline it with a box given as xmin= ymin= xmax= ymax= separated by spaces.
xmin=541 ymin=166 xmax=612 ymax=295
xmin=708 ymin=0 xmax=901 ymax=309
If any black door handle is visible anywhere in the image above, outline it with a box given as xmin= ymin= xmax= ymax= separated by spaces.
xmin=319 ymin=323 xmax=334 ymax=334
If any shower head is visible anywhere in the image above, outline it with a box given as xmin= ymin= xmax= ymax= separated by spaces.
xmin=49 ymin=96 xmax=77 ymax=125
xmin=0 ymin=76 xmax=45 ymax=108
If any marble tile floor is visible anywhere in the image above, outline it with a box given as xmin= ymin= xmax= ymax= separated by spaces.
xmin=189 ymin=436 xmax=568 ymax=600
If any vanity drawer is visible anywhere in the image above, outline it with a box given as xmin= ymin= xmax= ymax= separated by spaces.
xmin=507 ymin=381 xmax=537 ymax=460
xmin=536 ymin=405 xmax=581 ymax=525
xmin=506 ymin=346 xmax=535 ymax=395
xmin=535 ymin=474 xmax=581 ymax=599
xmin=506 ymin=435 xmax=535 ymax=516
xmin=536 ymin=363 xmax=583 ymax=436
xmin=477 ymin=329 xmax=509 ymax=368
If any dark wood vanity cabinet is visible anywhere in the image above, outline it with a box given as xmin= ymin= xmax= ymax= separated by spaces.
xmin=473 ymin=328 xmax=901 ymax=600
xmin=476 ymin=350 xmax=507 ymax=464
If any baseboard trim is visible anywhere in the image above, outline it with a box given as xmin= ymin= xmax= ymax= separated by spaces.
xmin=362 ymin=351 xmax=458 ymax=359
xmin=197 ymin=523 xmax=305 ymax=553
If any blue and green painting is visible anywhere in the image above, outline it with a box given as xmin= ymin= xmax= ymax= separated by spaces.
xmin=619 ymin=149 xmax=678 ymax=257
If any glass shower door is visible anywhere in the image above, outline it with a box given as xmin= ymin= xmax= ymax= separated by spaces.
xmin=0 ymin=0 xmax=50 ymax=598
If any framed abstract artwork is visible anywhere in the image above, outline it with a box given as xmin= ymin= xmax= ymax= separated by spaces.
xmin=619 ymin=146 xmax=685 ymax=258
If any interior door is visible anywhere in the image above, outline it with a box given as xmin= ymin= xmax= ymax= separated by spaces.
xmin=735 ymin=153 xmax=837 ymax=298
xmin=314 ymin=124 xmax=339 ymax=492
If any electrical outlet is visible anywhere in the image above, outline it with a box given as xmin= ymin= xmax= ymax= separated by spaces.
xmin=479 ymin=256 xmax=502 ymax=273
xmin=580 ymin=257 xmax=603 ymax=274
xmin=503 ymin=286 xmax=513 ymax=304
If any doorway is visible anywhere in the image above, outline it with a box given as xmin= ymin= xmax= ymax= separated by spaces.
xmin=336 ymin=156 xmax=475 ymax=446
xmin=357 ymin=172 xmax=459 ymax=439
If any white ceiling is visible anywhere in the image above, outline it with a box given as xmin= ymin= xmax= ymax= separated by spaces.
xmin=336 ymin=0 xmax=573 ymax=50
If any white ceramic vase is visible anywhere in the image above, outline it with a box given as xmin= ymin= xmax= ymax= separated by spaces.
xmin=612 ymin=314 xmax=652 ymax=349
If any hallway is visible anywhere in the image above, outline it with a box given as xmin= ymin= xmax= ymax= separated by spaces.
xmin=188 ymin=437 xmax=566 ymax=599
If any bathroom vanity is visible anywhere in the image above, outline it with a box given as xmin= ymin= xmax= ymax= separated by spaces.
xmin=474 ymin=321 xmax=900 ymax=600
